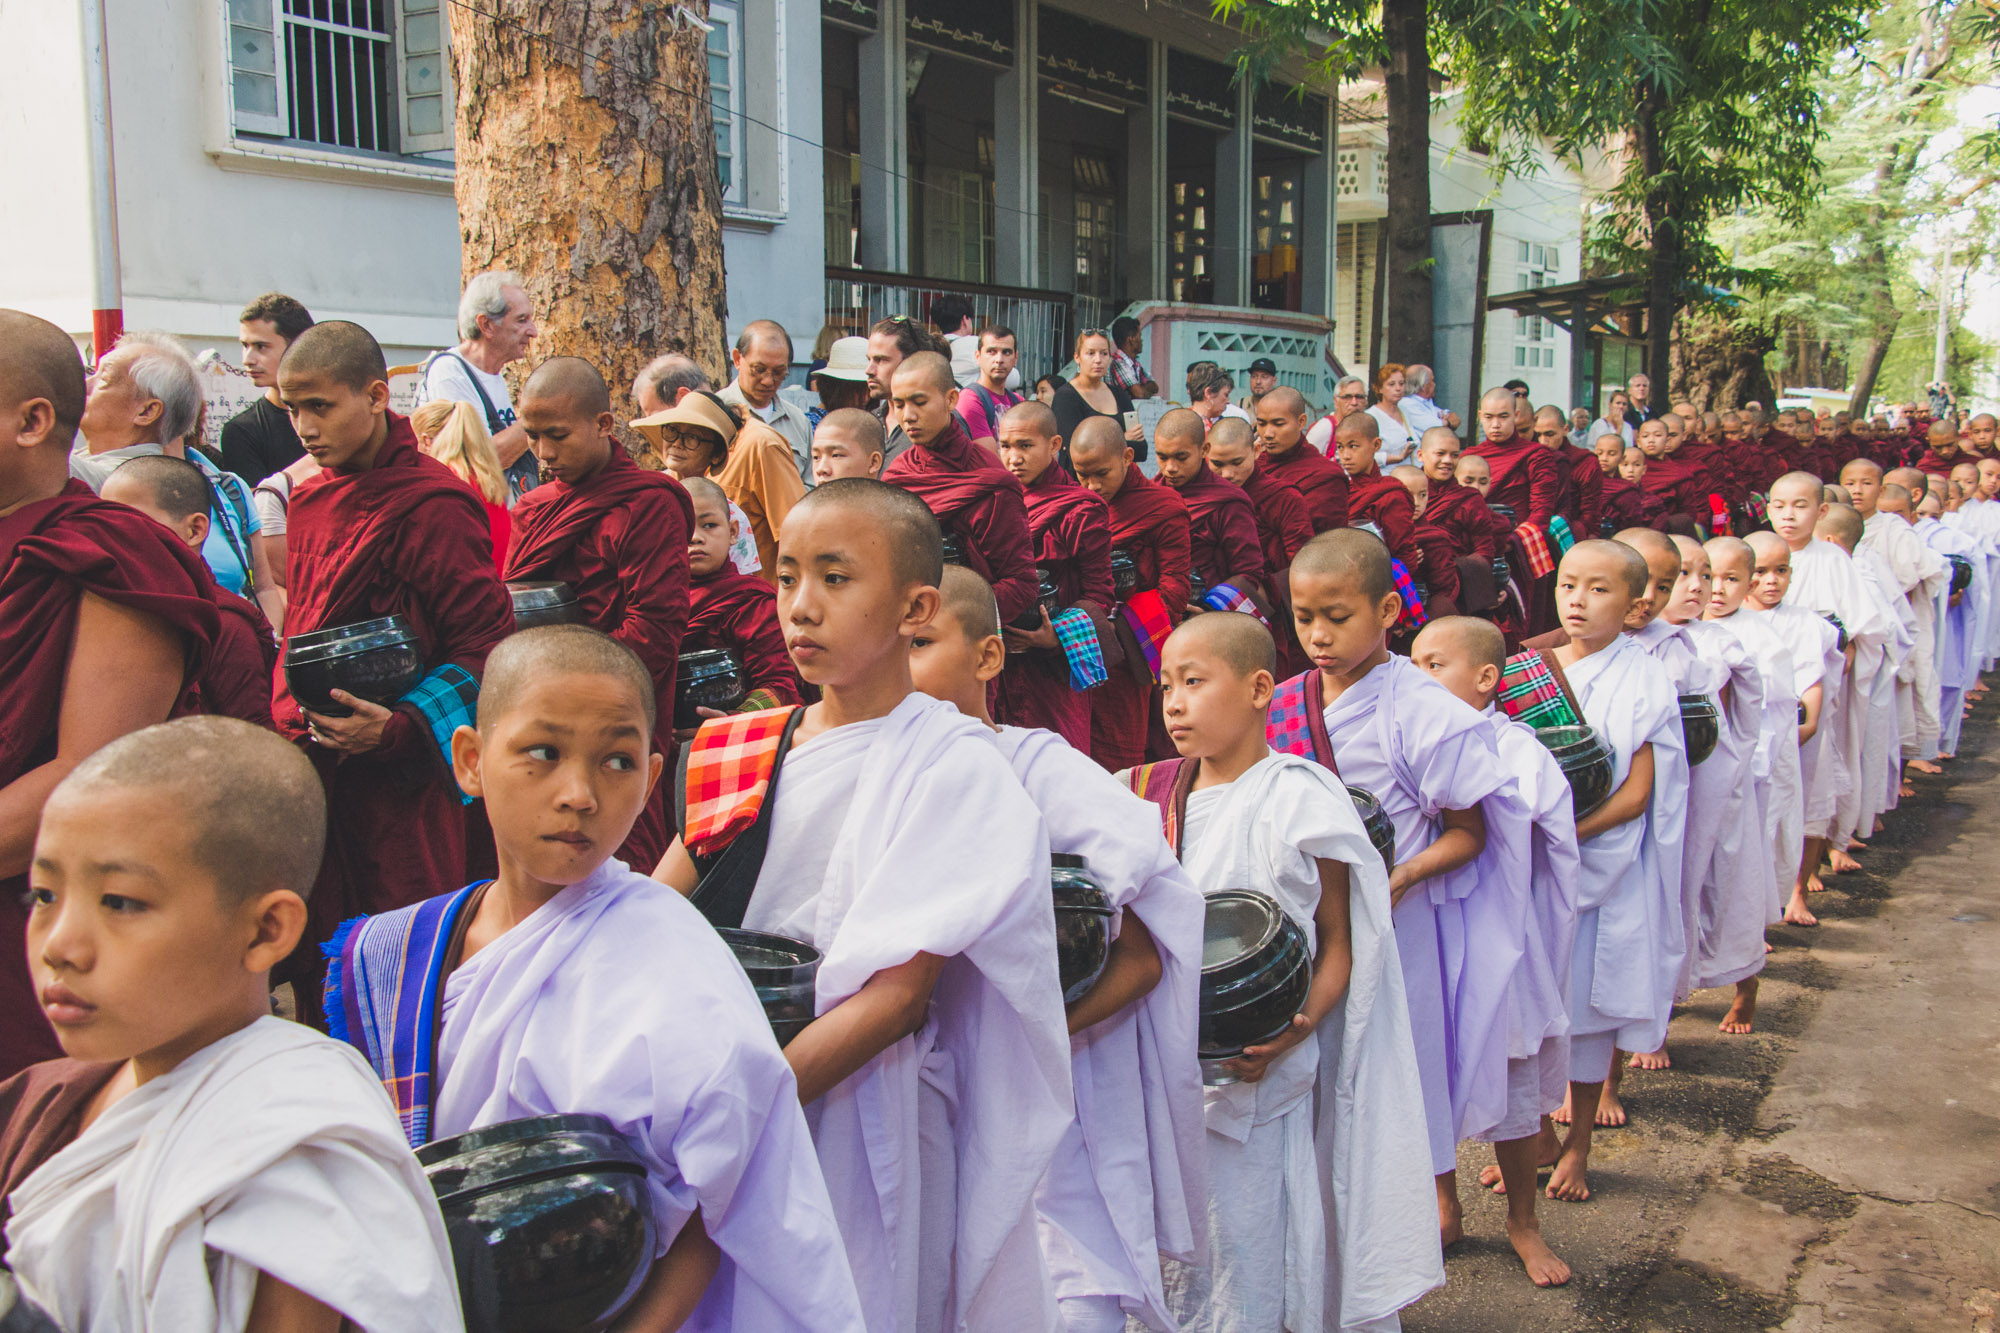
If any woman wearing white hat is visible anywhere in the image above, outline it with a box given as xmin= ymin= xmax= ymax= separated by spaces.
xmin=632 ymin=389 xmax=805 ymax=585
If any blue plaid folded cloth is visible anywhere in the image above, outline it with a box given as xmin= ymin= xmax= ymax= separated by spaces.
xmin=398 ymin=665 xmax=480 ymax=804
xmin=1549 ymin=515 xmax=1577 ymax=554
xmin=1391 ymin=558 xmax=1428 ymax=628
xmin=1200 ymin=581 xmax=1270 ymax=626
xmin=1052 ymin=607 xmax=1108 ymax=692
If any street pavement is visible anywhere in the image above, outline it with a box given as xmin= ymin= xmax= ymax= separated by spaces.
xmin=1404 ymin=692 xmax=2000 ymax=1332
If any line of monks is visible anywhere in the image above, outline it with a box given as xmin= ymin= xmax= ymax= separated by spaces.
xmin=3 ymin=297 xmax=1996 ymax=1331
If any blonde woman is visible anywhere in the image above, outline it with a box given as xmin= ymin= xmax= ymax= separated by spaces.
xmin=411 ymin=399 xmax=512 ymax=571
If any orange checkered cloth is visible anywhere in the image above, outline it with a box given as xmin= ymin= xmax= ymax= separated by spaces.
xmin=682 ymin=705 xmax=802 ymax=859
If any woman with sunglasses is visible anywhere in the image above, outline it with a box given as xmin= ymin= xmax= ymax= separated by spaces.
xmin=1052 ymin=329 xmax=1146 ymax=463
xmin=633 ymin=388 xmax=804 ymax=584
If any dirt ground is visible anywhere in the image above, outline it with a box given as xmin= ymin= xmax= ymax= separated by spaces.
xmin=1403 ymin=693 xmax=2000 ymax=1333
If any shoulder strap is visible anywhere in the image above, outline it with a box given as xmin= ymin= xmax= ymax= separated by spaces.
xmin=1126 ymin=757 xmax=1197 ymax=858
xmin=973 ymin=386 xmax=1001 ymax=435
xmin=1537 ymin=648 xmax=1584 ymax=720
xmin=681 ymin=706 xmax=810 ymax=930
xmin=1300 ymin=664 xmax=1340 ymax=774
xmin=436 ymin=350 xmax=503 ymax=434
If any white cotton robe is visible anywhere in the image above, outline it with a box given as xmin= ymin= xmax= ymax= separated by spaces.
xmin=432 ymin=860 xmax=866 ymax=1332
xmin=1563 ymin=635 xmax=1689 ymax=1072
xmin=1710 ymin=607 xmax=1808 ymax=919
xmin=1475 ymin=707 xmax=1582 ymax=1141
xmin=996 ymin=725 xmax=1206 ymax=1333
xmin=1318 ymin=654 xmax=1531 ymax=1171
xmin=1853 ymin=545 xmax=1916 ymax=826
xmin=1161 ymin=752 xmax=1437 ymax=1333
xmin=5 ymin=1017 xmax=461 ymax=1333
xmin=1862 ymin=509 xmax=1950 ymax=760
xmin=1784 ymin=539 xmax=1898 ymax=845
xmin=1916 ymin=515 xmax=1984 ymax=755
xmin=1752 ymin=601 xmax=1846 ymax=842
xmin=1682 ymin=619 xmax=1776 ymax=991
xmin=743 ymin=692 xmax=1074 ymax=1333
xmin=1944 ymin=498 xmax=2000 ymax=672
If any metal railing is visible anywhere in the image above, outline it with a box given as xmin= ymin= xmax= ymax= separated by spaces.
xmin=823 ymin=269 xmax=1095 ymax=380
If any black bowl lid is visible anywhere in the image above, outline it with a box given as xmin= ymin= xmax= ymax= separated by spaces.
xmin=680 ymin=648 xmax=738 ymax=668
xmin=1201 ymin=889 xmax=1283 ymax=972
xmin=507 ymin=580 xmax=578 ymax=607
xmin=1051 ymin=852 xmax=1089 ymax=870
xmin=1678 ymin=692 xmax=1717 ymax=714
xmin=285 ymin=614 xmax=416 ymax=657
xmin=717 ymin=926 xmax=821 ymax=974
xmin=416 ymin=1111 xmax=618 ymax=1166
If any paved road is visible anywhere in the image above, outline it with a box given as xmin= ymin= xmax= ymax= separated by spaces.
xmin=1403 ymin=694 xmax=2000 ymax=1333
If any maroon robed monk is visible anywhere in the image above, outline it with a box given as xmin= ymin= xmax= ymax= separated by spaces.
xmin=1153 ymin=409 xmax=1268 ymax=610
xmin=686 ymin=568 xmax=806 ymax=710
xmin=1255 ymin=386 xmax=1348 ymax=532
xmin=0 ymin=309 xmax=222 ymax=1078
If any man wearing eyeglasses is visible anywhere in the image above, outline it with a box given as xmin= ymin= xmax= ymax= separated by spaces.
xmin=1305 ymin=376 xmax=1370 ymax=455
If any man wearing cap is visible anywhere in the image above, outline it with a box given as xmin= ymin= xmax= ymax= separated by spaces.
xmin=718 ymin=318 xmax=814 ymax=484
xmin=956 ymin=324 xmax=1025 ymax=443
xmin=1238 ymin=356 xmax=1279 ymax=412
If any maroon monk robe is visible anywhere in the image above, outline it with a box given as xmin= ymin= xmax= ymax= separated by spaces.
xmin=1914 ymin=447 xmax=1965 ymax=479
xmin=1091 ymin=470 xmax=1191 ymax=771
xmin=506 ymin=449 xmax=694 ymax=872
xmin=0 ymin=1057 xmax=119 ymax=1247
xmin=1557 ymin=441 xmax=1604 ymax=538
xmin=1261 ymin=438 xmax=1349 ymax=533
xmin=1343 ymin=467 xmax=1422 ymax=575
xmin=1237 ymin=462 xmax=1314 ymax=678
xmin=883 ymin=416 xmax=1039 ymax=624
xmin=1671 ymin=435 xmax=1740 ymax=530
xmin=204 ymin=587 xmax=278 ymax=727
xmin=686 ymin=569 xmax=804 ymax=707
xmin=275 ymin=415 xmax=513 ymax=1025
xmin=0 ymin=482 xmax=220 ymax=1079
xmin=1637 ymin=451 xmax=1709 ymax=532
xmin=1464 ymin=435 xmax=1562 ymax=530
xmin=1172 ymin=461 xmax=1267 ymax=602
xmin=1598 ymin=474 xmax=1666 ymax=533
xmin=1412 ymin=476 xmax=1512 ymax=615
xmin=995 ymin=465 xmax=1115 ymax=750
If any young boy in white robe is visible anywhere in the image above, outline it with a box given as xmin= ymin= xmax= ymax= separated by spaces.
xmin=1845 ymin=463 xmax=1950 ymax=779
xmin=1768 ymin=474 xmax=1896 ymax=921
xmin=909 ymin=566 xmax=1207 ymax=1333
xmin=1133 ymin=611 xmax=1436 ymax=1333
xmin=1703 ymin=536 xmax=1804 ymax=1034
xmin=1278 ymin=529 xmax=1531 ymax=1251
xmin=1410 ymin=617 xmax=1579 ymax=1289
xmin=652 ymin=479 xmax=1073 ymax=1333
xmin=1816 ymin=502 xmax=1912 ymax=853
xmin=1907 ymin=482 xmax=1984 ymax=758
xmin=1541 ymin=541 xmax=1688 ymax=1204
xmin=327 ymin=627 xmax=867 ymax=1331
xmin=1744 ymin=530 xmax=1846 ymax=926
xmin=3 ymin=717 xmax=461 ymax=1333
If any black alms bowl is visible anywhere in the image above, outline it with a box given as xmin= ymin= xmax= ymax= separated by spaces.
xmin=941 ymin=531 xmax=970 ymax=567
xmin=418 ymin=1113 xmax=656 ymax=1333
xmin=1823 ymin=612 xmax=1848 ymax=651
xmin=1052 ymin=855 xmax=1115 ymax=1004
xmin=1109 ymin=548 xmax=1139 ymax=599
xmin=1948 ymin=553 xmax=1974 ymax=595
xmin=1347 ymin=785 xmax=1396 ymax=872
xmin=718 ymin=927 xmax=820 ymax=1047
xmin=1679 ymin=693 xmax=1719 ymax=766
xmin=508 ymin=581 xmax=585 ymax=629
xmin=284 ymin=615 xmax=425 ymax=718
xmin=674 ymin=649 xmax=746 ymax=730
xmin=1536 ymin=724 xmax=1616 ymax=818
xmin=1198 ymin=889 xmax=1310 ymax=1082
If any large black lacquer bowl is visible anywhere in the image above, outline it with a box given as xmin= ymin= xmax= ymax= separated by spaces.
xmin=284 ymin=615 xmax=425 ymax=717
xmin=1052 ymin=854 xmax=1115 ymax=1004
xmin=718 ymin=926 xmax=820 ymax=1048
xmin=507 ymin=581 xmax=584 ymax=629
xmin=1198 ymin=889 xmax=1311 ymax=1084
xmin=1536 ymin=724 xmax=1616 ymax=818
xmin=1679 ymin=692 xmax=1719 ymax=766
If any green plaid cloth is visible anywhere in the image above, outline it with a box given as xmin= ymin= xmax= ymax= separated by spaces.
xmin=1497 ymin=651 xmax=1582 ymax=729
xmin=1052 ymin=607 xmax=1108 ymax=691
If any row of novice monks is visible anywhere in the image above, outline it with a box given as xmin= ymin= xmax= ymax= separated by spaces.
xmin=0 ymin=303 xmax=1992 ymax=1333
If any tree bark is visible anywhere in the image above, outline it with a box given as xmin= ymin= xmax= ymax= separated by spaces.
xmin=1635 ymin=80 xmax=1678 ymax=396
xmin=1672 ymin=310 xmax=1774 ymax=410
xmin=1380 ymin=0 xmax=1434 ymax=369
xmin=451 ymin=0 xmax=729 ymax=421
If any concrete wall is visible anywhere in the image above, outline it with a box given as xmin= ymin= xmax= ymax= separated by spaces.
xmin=0 ymin=4 xmax=96 ymax=328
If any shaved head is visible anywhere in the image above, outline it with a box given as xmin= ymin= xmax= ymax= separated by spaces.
xmin=788 ymin=477 xmax=943 ymax=589
xmin=1569 ymin=538 xmax=1650 ymax=597
xmin=1770 ymin=471 xmax=1824 ymax=504
xmin=998 ymin=399 xmax=1057 ymax=438
xmin=682 ymin=474 xmax=728 ymax=513
xmin=1614 ymin=526 xmax=1677 ymax=565
xmin=1480 ymin=387 xmax=1516 ymax=413
xmin=1154 ymin=407 xmax=1206 ymax=450
xmin=478 ymin=624 xmax=657 ymax=736
xmin=1261 ymin=386 xmax=1307 ymax=418
xmin=1294 ymin=527 xmax=1395 ymax=602
xmin=1885 ymin=467 xmax=1927 ymax=498
xmin=1164 ymin=607 xmax=1276 ymax=679
xmin=1414 ymin=614 xmax=1507 ymax=673
xmin=1816 ymin=502 xmax=1864 ymax=550
xmin=1336 ymin=411 xmax=1380 ymax=441
xmin=58 ymin=716 xmax=326 ymax=902
xmin=104 ymin=453 xmax=210 ymax=524
xmin=522 ymin=356 xmax=611 ymax=415
xmin=935 ymin=564 xmax=1001 ymax=642
xmin=1839 ymin=458 xmax=1883 ymax=484
xmin=0 ymin=308 xmax=88 ymax=443
xmin=1746 ymin=531 xmax=1788 ymax=562
xmin=1879 ymin=483 xmax=1913 ymax=514
xmin=1069 ymin=415 xmax=1127 ymax=464
xmin=279 ymin=319 xmax=387 ymax=392
xmin=892 ymin=350 xmax=955 ymax=399
xmin=1209 ymin=416 xmax=1254 ymax=451
xmin=1706 ymin=535 xmax=1753 ymax=574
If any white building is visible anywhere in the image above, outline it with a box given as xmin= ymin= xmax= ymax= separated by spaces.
xmin=2 ymin=0 xmax=1598 ymax=430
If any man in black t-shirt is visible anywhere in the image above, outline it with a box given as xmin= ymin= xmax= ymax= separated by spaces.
xmin=219 ymin=292 xmax=313 ymax=483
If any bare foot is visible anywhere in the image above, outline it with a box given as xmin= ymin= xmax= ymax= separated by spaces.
xmin=1628 ymin=1046 xmax=1670 ymax=1071
xmin=1846 ymin=836 xmax=1868 ymax=851
xmin=1507 ymin=1218 xmax=1573 ymax=1286
xmin=1784 ymin=888 xmax=1820 ymax=927
xmin=1552 ymin=1089 xmax=1572 ymax=1126
xmin=1828 ymin=847 xmax=1862 ymax=874
xmin=1900 ymin=780 xmax=1916 ymax=798
xmin=1806 ymin=873 xmax=1827 ymax=893
xmin=1939 ymin=752 xmax=1956 ymax=762
xmin=1546 ymin=1148 xmax=1591 ymax=1202
xmin=1481 ymin=1123 xmax=1561 ymax=1193
xmin=1438 ymin=1174 xmax=1464 ymax=1248
xmin=1594 ymin=1087 xmax=1627 ymax=1127
xmin=1720 ymin=980 xmax=1758 ymax=1034
xmin=1479 ymin=1163 xmax=1503 ymax=1190
xmin=1910 ymin=759 xmax=1942 ymax=775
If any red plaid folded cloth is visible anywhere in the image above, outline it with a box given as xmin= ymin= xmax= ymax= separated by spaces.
xmin=682 ymin=705 xmax=801 ymax=858
xmin=1119 ymin=590 xmax=1175 ymax=681
xmin=1497 ymin=650 xmax=1582 ymax=729
xmin=1706 ymin=493 xmax=1731 ymax=535
xmin=1515 ymin=522 xmax=1556 ymax=579
xmin=1391 ymin=559 xmax=1427 ymax=629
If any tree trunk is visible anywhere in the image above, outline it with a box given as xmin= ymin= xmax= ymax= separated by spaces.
xmin=1635 ymin=83 xmax=1679 ymax=396
xmin=451 ymin=0 xmax=729 ymax=419
xmin=1380 ymin=0 xmax=1434 ymax=369
xmin=1671 ymin=311 xmax=1774 ymax=410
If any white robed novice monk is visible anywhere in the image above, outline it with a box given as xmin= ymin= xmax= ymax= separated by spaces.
xmin=907 ymin=566 xmax=1208 ymax=1333
xmin=1848 ymin=464 xmax=1950 ymax=770
xmin=1910 ymin=485 xmax=1984 ymax=756
xmin=1131 ymin=612 xmax=1436 ymax=1333
xmin=1821 ymin=504 xmax=1913 ymax=843
xmin=327 ymin=629 xmax=867 ymax=1332
xmin=654 ymin=482 xmax=1073 ymax=1333
xmin=4 ymin=718 xmax=462 ymax=1333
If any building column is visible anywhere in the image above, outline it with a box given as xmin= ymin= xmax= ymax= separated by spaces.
xmin=1212 ymin=76 xmax=1254 ymax=307
xmin=857 ymin=0 xmax=909 ymax=272
xmin=992 ymin=0 xmax=1038 ymax=287
xmin=1569 ymin=291 xmax=1590 ymax=411
xmin=1124 ymin=41 xmax=1167 ymax=302
xmin=1300 ymin=96 xmax=1337 ymax=318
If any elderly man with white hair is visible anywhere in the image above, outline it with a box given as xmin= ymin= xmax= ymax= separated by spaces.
xmin=417 ymin=268 xmax=540 ymax=502
xmin=1400 ymin=363 xmax=1461 ymax=434
xmin=74 ymin=331 xmax=282 ymax=623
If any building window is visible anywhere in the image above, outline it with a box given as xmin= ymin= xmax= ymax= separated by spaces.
xmin=226 ymin=0 xmax=453 ymax=156
xmin=1513 ymin=240 xmax=1559 ymax=370
xmin=708 ymin=0 xmax=743 ymax=204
